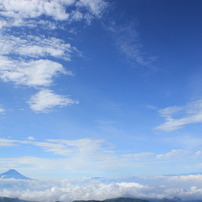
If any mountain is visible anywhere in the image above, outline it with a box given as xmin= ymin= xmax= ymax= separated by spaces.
xmin=74 ymin=197 xmax=149 ymax=202
xmin=0 ymin=197 xmax=32 ymax=202
xmin=0 ymin=169 xmax=32 ymax=180
xmin=73 ymin=198 xmax=202 ymax=202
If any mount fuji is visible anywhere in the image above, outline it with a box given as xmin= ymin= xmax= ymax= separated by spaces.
xmin=0 ymin=169 xmax=32 ymax=180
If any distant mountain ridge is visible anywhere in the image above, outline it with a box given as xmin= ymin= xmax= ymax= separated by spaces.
xmin=0 ymin=196 xmax=202 ymax=202
xmin=0 ymin=169 xmax=32 ymax=180
xmin=0 ymin=197 xmax=32 ymax=202
xmin=74 ymin=197 xmax=149 ymax=202
xmin=73 ymin=198 xmax=202 ymax=202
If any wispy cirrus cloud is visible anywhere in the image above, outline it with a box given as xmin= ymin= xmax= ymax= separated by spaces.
xmin=108 ymin=22 xmax=156 ymax=67
xmin=155 ymin=100 xmax=202 ymax=131
xmin=76 ymin=0 xmax=107 ymax=17
xmin=0 ymin=137 xmax=202 ymax=177
xmin=0 ymin=138 xmax=15 ymax=146
xmin=0 ymin=138 xmax=105 ymax=157
xmin=156 ymin=149 xmax=202 ymax=160
xmin=3 ymin=136 xmax=202 ymax=163
xmin=0 ymin=138 xmax=117 ymax=174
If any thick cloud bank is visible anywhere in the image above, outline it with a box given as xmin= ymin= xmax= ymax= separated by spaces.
xmin=1 ymin=175 xmax=202 ymax=202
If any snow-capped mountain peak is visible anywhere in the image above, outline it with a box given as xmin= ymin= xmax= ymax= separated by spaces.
xmin=0 ymin=169 xmax=32 ymax=180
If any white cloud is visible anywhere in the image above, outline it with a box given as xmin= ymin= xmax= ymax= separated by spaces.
xmin=1 ymin=175 xmax=202 ymax=201
xmin=156 ymin=149 xmax=202 ymax=161
xmin=0 ymin=17 xmax=58 ymax=29
xmin=1 ymin=137 xmax=202 ymax=178
xmin=121 ymin=152 xmax=154 ymax=161
xmin=0 ymin=0 xmax=107 ymax=28
xmin=2 ymin=136 xmax=202 ymax=167
xmin=0 ymin=178 xmax=148 ymax=202
xmin=28 ymin=89 xmax=78 ymax=112
xmin=0 ymin=34 xmax=77 ymax=60
xmin=17 ymin=19 xmax=59 ymax=30
xmin=0 ymin=138 xmax=107 ymax=158
xmin=0 ymin=138 xmax=15 ymax=146
xmin=158 ymin=106 xmax=184 ymax=119
xmin=155 ymin=100 xmax=202 ymax=131
xmin=0 ymin=138 xmax=119 ymax=175
xmin=0 ymin=0 xmax=108 ymax=112
xmin=170 ymin=135 xmax=202 ymax=149
xmin=0 ymin=0 xmax=72 ymax=21
xmin=0 ymin=57 xmax=70 ymax=87
xmin=0 ymin=107 xmax=4 ymax=113
xmin=76 ymin=0 xmax=107 ymax=17
xmin=156 ymin=149 xmax=189 ymax=160
xmin=47 ymin=138 xmax=104 ymax=154
xmin=32 ymin=141 xmax=73 ymax=156
xmin=27 ymin=137 xmax=35 ymax=141
xmin=0 ymin=57 xmax=76 ymax=112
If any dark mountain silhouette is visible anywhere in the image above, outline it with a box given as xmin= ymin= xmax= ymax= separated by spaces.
xmin=0 ymin=196 xmax=201 ymax=202
xmin=74 ymin=197 xmax=149 ymax=202
xmin=73 ymin=198 xmax=202 ymax=202
xmin=0 ymin=197 xmax=32 ymax=202
xmin=0 ymin=169 xmax=32 ymax=180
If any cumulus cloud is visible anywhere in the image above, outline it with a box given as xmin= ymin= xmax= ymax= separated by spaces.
xmin=1 ymin=176 xmax=202 ymax=202
xmin=0 ymin=0 xmax=107 ymax=28
xmin=0 ymin=0 xmax=107 ymax=112
xmin=0 ymin=57 xmax=70 ymax=87
xmin=0 ymin=0 xmax=71 ymax=21
xmin=0 ymin=179 xmax=151 ymax=202
xmin=0 ymin=34 xmax=77 ymax=60
xmin=155 ymin=100 xmax=202 ymax=131
xmin=28 ymin=89 xmax=78 ymax=112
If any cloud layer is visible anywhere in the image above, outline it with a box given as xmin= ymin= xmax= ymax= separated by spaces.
xmin=1 ymin=176 xmax=202 ymax=202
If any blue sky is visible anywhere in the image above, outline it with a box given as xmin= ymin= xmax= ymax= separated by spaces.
xmin=1 ymin=0 xmax=202 ymax=179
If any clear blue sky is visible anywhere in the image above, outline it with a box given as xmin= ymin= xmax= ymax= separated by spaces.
xmin=1 ymin=0 xmax=202 ymax=179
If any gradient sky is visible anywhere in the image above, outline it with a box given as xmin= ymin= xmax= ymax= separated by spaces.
xmin=1 ymin=0 xmax=202 ymax=179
